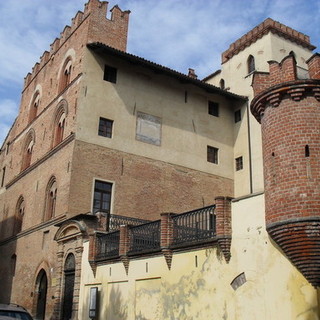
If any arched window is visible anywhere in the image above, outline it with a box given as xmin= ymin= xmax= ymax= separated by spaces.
xmin=29 ymin=92 xmax=40 ymax=123
xmin=219 ymin=79 xmax=225 ymax=90
xmin=52 ymin=100 xmax=68 ymax=148
xmin=14 ymin=196 xmax=25 ymax=235
xmin=21 ymin=130 xmax=35 ymax=171
xmin=44 ymin=177 xmax=57 ymax=220
xmin=247 ymin=55 xmax=255 ymax=74
xmin=59 ymin=58 xmax=72 ymax=93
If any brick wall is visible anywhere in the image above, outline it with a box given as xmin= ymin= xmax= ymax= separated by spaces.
xmin=251 ymin=53 xmax=320 ymax=286
xmin=68 ymin=140 xmax=234 ymax=219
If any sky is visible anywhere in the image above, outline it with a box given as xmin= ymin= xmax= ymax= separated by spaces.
xmin=0 ymin=0 xmax=319 ymax=146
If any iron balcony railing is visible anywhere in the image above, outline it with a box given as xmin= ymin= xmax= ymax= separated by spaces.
xmin=96 ymin=231 xmax=120 ymax=259
xmin=171 ymin=205 xmax=216 ymax=246
xmin=128 ymin=220 xmax=161 ymax=254
xmin=108 ymin=214 xmax=149 ymax=232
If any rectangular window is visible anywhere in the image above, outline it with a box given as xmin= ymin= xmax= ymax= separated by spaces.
xmin=208 ymin=101 xmax=219 ymax=117
xmin=207 ymin=146 xmax=218 ymax=164
xmin=98 ymin=117 xmax=113 ymax=138
xmin=234 ymin=109 xmax=241 ymax=123
xmin=104 ymin=65 xmax=117 ymax=83
xmin=93 ymin=180 xmax=112 ymax=214
xmin=235 ymin=156 xmax=243 ymax=171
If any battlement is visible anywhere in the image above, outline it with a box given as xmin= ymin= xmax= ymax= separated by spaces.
xmin=23 ymin=0 xmax=130 ymax=89
xmin=251 ymin=53 xmax=320 ymax=98
xmin=222 ymin=18 xmax=316 ymax=64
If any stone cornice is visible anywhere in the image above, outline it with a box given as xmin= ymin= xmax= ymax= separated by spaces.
xmin=251 ymin=79 xmax=320 ymax=122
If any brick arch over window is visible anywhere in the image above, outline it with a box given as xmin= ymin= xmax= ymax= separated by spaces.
xmin=13 ymin=195 xmax=25 ymax=235
xmin=21 ymin=129 xmax=35 ymax=171
xmin=28 ymin=91 xmax=41 ymax=123
xmin=44 ymin=176 xmax=57 ymax=221
xmin=52 ymin=100 xmax=68 ymax=148
xmin=59 ymin=57 xmax=73 ymax=93
xmin=247 ymin=55 xmax=255 ymax=74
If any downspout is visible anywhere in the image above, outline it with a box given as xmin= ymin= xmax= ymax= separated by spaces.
xmin=246 ymin=100 xmax=253 ymax=194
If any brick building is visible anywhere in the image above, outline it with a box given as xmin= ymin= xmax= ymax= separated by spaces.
xmin=0 ymin=1 xmax=319 ymax=319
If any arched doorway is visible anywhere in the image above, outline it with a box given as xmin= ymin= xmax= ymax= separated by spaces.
xmin=35 ymin=270 xmax=48 ymax=320
xmin=62 ymin=253 xmax=75 ymax=320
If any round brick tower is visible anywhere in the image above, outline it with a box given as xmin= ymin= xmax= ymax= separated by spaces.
xmin=251 ymin=53 xmax=320 ymax=287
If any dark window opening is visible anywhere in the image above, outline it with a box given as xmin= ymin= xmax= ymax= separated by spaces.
xmin=220 ymin=79 xmax=225 ymax=90
xmin=234 ymin=109 xmax=241 ymax=123
xmin=98 ymin=117 xmax=113 ymax=138
xmin=93 ymin=180 xmax=112 ymax=214
xmin=207 ymin=146 xmax=218 ymax=164
xmin=104 ymin=65 xmax=117 ymax=83
xmin=305 ymin=145 xmax=310 ymax=157
xmin=247 ymin=55 xmax=255 ymax=74
xmin=208 ymin=101 xmax=219 ymax=117
xmin=235 ymin=156 xmax=243 ymax=171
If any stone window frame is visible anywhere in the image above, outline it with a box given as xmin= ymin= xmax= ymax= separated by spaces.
xmin=92 ymin=179 xmax=113 ymax=214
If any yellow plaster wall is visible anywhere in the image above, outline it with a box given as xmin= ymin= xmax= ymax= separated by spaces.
xmin=79 ymin=194 xmax=319 ymax=320
xmin=206 ymin=33 xmax=314 ymax=197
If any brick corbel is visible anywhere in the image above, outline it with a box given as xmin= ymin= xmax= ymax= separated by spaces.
xmin=88 ymin=233 xmax=97 ymax=276
xmin=160 ymin=212 xmax=174 ymax=269
xmin=215 ymin=196 xmax=233 ymax=263
xmin=119 ymin=225 xmax=130 ymax=275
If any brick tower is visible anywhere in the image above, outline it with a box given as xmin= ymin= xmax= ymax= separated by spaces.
xmin=251 ymin=53 xmax=320 ymax=287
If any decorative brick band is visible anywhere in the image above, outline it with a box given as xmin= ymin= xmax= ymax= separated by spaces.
xmin=267 ymin=218 xmax=320 ymax=287
xmin=222 ymin=18 xmax=315 ymax=63
xmin=251 ymin=80 xmax=320 ymax=122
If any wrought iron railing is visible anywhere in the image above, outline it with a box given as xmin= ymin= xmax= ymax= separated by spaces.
xmin=96 ymin=231 xmax=120 ymax=259
xmin=128 ymin=220 xmax=161 ymax=254
xmin=108 ymin=214 xmax=149 ymax=232
xmin=171 ymin=205 xmax=216 ymax=246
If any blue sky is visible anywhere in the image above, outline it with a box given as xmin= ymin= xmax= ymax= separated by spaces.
xmin=0 ymin=0 xmax=319 ymax=146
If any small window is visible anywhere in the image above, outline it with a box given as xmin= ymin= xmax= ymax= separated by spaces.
xmin=234 ymin=109 xmax=241 ymax=123
xmin=207 ymin=146 xmax=218 ymax=164
xmin=98 ymin=117 xmax=113 ymax=138
xmin=93 ymin=180 xmax=112 ymax=214
xmin=104 ymin=65 xmax=117 ymax=83
xmin=220 ymin=79 xmax=225 ymax=90
xmin=235 ymin=156 xmax=243 ymax=171
xmin=247 ymin=55 xmax=255 ymax=74
xmin=208 ymin=101 xmax=219 ymax=117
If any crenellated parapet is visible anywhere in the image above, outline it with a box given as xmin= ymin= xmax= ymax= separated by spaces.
xmin=222 ymin=18 xmax=316 ymax=64
xmin=23 ymin=0 xmax=130 ymax=89
xmin=251 ymin=53 xmax=320 ymax=287
xmin=251 ymin=54 xmax=320 ymax=122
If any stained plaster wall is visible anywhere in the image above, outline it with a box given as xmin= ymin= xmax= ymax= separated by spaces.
xmin=76 ymin=48 xmax=241 ymax=181
xmin=206 ymin=32 xmax=314 ymax=197
xmin=78 ymin=194 xmax=318 ymax=320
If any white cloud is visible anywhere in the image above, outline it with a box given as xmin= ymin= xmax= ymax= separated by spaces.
xmin=0 ymin=99 xmax=18 ymax=146
xmin=0 ymin=0 xmax=319 ymax=146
